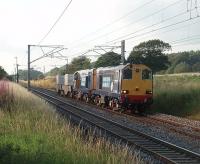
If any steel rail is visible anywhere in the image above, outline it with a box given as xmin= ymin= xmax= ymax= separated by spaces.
xmin=34 ymin=87 xmax=200 ymax=140
xmin=31 ymin=87 xmax=200 ymax=164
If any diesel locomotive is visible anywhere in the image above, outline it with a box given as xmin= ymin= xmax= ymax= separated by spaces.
xmin=56 ymin=63 xmax=153 ymax=113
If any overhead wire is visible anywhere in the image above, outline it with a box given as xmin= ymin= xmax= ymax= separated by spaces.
xmin=105 ymin=16 xmax=199 ymax=46
xmin=73 ymin=16 xmax=199 ymax=56
xmin=67 ymin=1 xmax=186 ymax=58
xmin=170 ymin=35 xmax=200 ymax=44
xmin=172 ymin=39 xmax=200 ymax=47
xmin=106 ymin=7 xmax=199 ymax=44
xmin=68 ymin=0 xmax=183 ymax=49
xmin=67 ymin=0 xmax=156 ymax=46
xmin=124 ymin=19 xmax=200 ymax=47
xmin=38 ymin=0 xmax=73 ymax=45
xmin=70 ymin=9 xmax=199 ymax=57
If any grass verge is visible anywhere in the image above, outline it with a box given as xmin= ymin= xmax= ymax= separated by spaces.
xmin=0 ymin=81 xmax=143 ymax=164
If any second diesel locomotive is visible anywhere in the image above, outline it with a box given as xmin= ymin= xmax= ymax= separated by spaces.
xmin=56 ymin=63 xmax=153 ymax=113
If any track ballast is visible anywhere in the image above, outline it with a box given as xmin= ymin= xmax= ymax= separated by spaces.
xmin=31 ymin=87 xmax=200 ymax=164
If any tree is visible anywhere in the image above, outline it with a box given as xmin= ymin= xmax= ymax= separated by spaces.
xmin=66 ymin=56 xmax=91 ymax=74
xmin=174 ymin=62 xmax=191 ymax=73
xmin=127 ymin=39 xmax=171 ymax=72
xmin=0 ymin=66 xmax=7 ymax=79
xmin=192 ymin=62 xmax=200 ymax=72
xmin=94 ymin=52 xmax=121 ymax=68
xmin=45 ymin=67 xmax=62 ymax=76
xmin=18 ymin=69 xmax=43 ymax=80
xmin=166 ymin=51 xmax=200 ymax=74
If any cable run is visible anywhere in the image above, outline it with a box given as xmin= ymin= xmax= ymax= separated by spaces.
xmin=38 ymin=0 xmax=73 ymax=45
xmin=68 ymin=0 xmax=156 ymax=46
xmin=68 ymin=0 xmax=182 ymax=49
xmin=106 ymin=7 xmax=199 ymax=44
xmin=67 ymin=16 xmax=200 ymax=60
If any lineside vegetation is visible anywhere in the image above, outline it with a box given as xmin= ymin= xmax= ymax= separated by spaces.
xmin=31 ymin=77 xmax=56 ymax=90
xmin=28 ymin=74 xmax=200 ymax=120
xmin=153 ymin=74 xmax=200 ymax=120
xmin=0 ymin=81 xmax=143 ymax=164
xmin=20 ymin=77 xmax=56 ymax=90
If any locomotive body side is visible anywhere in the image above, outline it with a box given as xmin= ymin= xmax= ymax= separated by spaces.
xmin=93 ymin=65 xmax=124 ymax=98
xmin=56 ymin=63 xmax=153 ymax=112
xmin=56 ymin=75 xmax=64 ymax=95
xmin=73 ymin=69 xmax=96 ymax=99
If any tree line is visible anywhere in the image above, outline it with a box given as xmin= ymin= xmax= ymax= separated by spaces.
xmin=46 ymin=39 xmax=200 ymax=75
xmin=0 ymin=66 xmax=7 ymax=79
xmin=6 ymin=39 xmax=200 ymax=80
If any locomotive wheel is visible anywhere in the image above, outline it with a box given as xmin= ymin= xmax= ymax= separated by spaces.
xmin=138 ymin=106 xmax=146 ymax=116
xmin=82 ymin=94 xmax=87 ymax=102
xmin=94 ymin=96 xmax=98 ymax=105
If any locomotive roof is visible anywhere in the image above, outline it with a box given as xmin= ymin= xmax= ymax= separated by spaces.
xmin=74 ymin=64 xmax=151 ymax=75
xmin=96 ymin=64 xmax=129 ymax=72
xmin=75 ymin=69 xmax=93 ymax=75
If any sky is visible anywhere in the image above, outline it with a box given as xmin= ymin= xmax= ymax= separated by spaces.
xmin=0 ymin=0 xmax=200 ymax=74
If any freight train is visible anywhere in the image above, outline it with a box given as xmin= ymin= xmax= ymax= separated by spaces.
xmin=56 ymin=63 xmax=153 ymax=113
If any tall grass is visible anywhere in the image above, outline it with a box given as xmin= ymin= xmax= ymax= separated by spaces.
xmin=0 ymin=81 xmax=143 ymax=164
xmin=20 ymin=77 xmax=56 ymax=90
xmin=31 ymin=77 xmax=56 ymax=90
xmin=153 ymin=75 xmax=200 ymax=120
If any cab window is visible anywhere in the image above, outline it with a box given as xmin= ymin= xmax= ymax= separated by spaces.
xmin=123 ymin=68 xmax=132 ymax=79
xmin=86 ymin=76 xmax=89 ymax=88
xmin=142 ymin=69 xmax=152 ymax=80
xmin=81 ymin=77 xmax=86 ymax=86
xmin=99 ymin=75 xmax=102 ymax=89
xmin=102 ymin=76 xmax=111 ymax=88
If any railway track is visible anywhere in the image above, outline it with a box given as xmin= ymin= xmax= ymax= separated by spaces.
xmin=31 ymin=87 xmax=200 ymax=164
xmin=147 ymin=116 xmax=200 ymax=139
xmin=40 ymin=87 xmax=200 ymax=140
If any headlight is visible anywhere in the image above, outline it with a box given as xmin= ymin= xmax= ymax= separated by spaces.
xmin=121 ymin=90 xmax=129 ymax=94
xmin=146 ymin=90 xmax=152 ymax=94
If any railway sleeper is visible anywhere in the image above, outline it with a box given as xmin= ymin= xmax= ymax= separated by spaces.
xmin=163 ymin=156 xmax=198 ymax=161
xmin=174 ymin=161 xmax=200 ymax=164
xmin=167 ymin=158 xmax=199 ymax=162
xmin=158 ymin=152 xmax=185 ymax=155
xmin=134 ymin=141 xmax=156 ymax=144
xmin=128 ymin=139 xmax=150 ymax=143
xmin=125 ymin=137 xmax=147 ymax=140
xmin=119 ymin=134 xmax=138 ymax=138
xmin=142 ymin=145 xmax=161 ymax=150
xmin=147 ymin=148 xmax=170 ymax=151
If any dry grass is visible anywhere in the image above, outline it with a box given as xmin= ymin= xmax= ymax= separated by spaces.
xmin=20 ymin=77 xmax=56 ymax=90
xmin=0 ymin=81 xmax=144 ymax=164
xmin=31 ymin=77 xmax=56 ymax=90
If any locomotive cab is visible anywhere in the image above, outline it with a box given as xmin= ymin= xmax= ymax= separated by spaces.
xmin=121 ymin=64 xmax=153 ymax=110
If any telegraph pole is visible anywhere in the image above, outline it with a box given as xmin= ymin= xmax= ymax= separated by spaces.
xmin=15 ymin=57 xmax=19 ymax=83
xmin=16 ymin=64 xmax=19 ymax=83
xmin=28 ymin=45 xmax=31 ymax=90
xmin=121 ymin=40 xmax=125 ymax=64
xmin=65 ymin=58 xmax=68 ymax=73
xmin=27 ymin=44 xmax=67 ymax=91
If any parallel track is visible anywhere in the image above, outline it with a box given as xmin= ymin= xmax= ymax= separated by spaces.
xmin=31 ymin=87 xmax=200 ymax=164
xmin=34 ymin=87 xmax=200 ymax=140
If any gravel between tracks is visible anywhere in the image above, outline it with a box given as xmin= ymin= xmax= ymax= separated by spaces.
xmin=40 ymin=90 xmax=200 ymax=154
xmin=149 ymin=113 xmax=200 ymax=127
